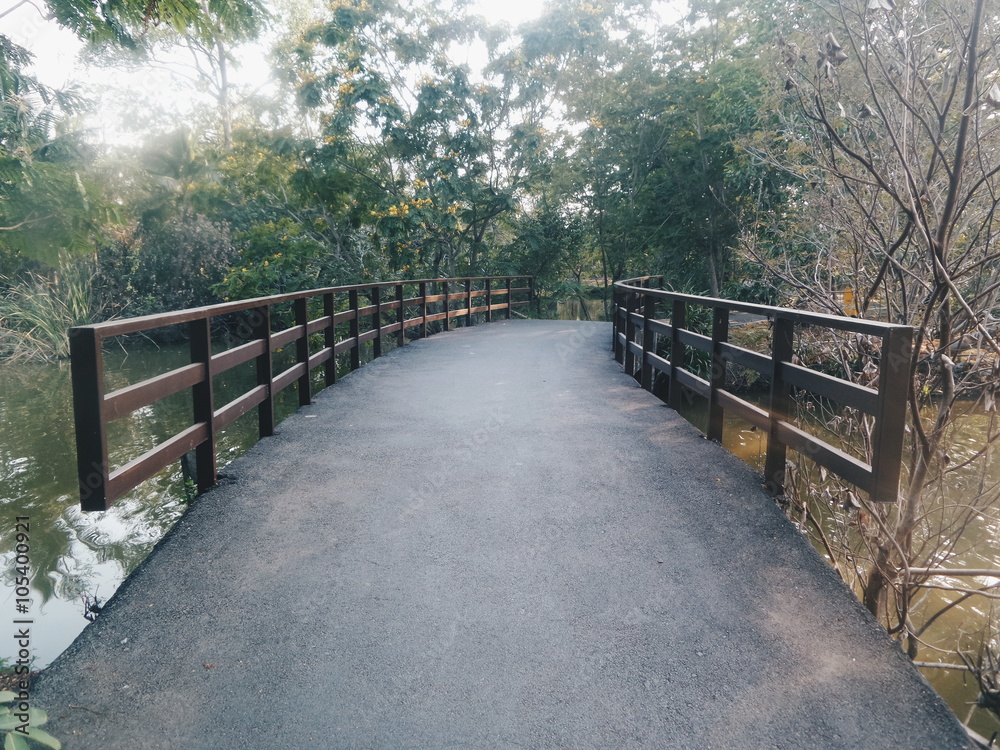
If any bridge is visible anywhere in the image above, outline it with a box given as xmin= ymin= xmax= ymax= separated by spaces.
xmin=32 ymin=278 xmax=970 ymax=747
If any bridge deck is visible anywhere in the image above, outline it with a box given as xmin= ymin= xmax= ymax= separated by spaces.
xmin=35 ymin=320 xmax=969 ymax=748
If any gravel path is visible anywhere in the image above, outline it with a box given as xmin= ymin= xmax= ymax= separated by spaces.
xmin=34 ymin=320 xmax=971 ymax=749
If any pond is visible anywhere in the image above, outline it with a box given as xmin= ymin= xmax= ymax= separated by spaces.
xmin=679 ymin=394 xmax=1000 ymax=738
xmin=1 ymin=344 xmax=306 ymax=668
xmin=552 ymin=297 xmax=607 ymax=321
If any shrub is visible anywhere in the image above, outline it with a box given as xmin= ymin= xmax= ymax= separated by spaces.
xmin=96 ymin=214 xmax=235 ymax=319
xmin=214 ymin=219 xmax=328 ymax=301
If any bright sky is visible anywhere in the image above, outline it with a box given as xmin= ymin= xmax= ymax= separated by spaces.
xmin=4 ymin=0 xmax=551 ymax=86
xmin=3 ymin=0 xmax=686 ymax=142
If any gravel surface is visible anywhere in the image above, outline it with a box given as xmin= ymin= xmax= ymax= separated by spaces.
xmin=34 ymin=320 xmax=972 ymax=749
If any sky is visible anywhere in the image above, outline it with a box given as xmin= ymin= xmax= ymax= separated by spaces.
xmin=3 ymin=0 xmax=685 ymax=144
xmin=3 ymin=0 xmax=551 ymax=88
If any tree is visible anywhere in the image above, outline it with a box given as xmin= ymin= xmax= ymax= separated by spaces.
xmin=0 ymin=36 xmax=101 ymax=267
xmin=501 ymin=0 xmax=774 ymax=295
xmin=83 ymin=0 xmax=269 ymax=148
xmin=282 ymin=0 xmax=534 ymax=278
xmin=38 ymin=0 xmax=262 ymax=48
xmin=745 ymin=0 xmax=1000 ymax=655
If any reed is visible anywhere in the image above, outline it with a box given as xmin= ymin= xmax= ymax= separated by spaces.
xmin=0 ymin=257 xmax=98 ymax=361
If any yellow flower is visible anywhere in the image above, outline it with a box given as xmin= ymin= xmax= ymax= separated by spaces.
xmin=264 ymin=261 xmax=269 ymax=266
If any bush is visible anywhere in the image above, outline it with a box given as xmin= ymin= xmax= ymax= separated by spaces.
xmin=214 ymin=219 xmax=328 ymax=301
xmin=95 ymin=213 xmax=235 ymax=319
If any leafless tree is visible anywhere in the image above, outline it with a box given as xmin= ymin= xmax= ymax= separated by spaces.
xmin=743 ymin=0 xmax=1000 ymax=662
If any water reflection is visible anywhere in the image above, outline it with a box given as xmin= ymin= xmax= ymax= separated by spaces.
xmin=0 ymin=344 xmax=305 ymax=667
xmin=553 ymin=297 xmax=607 ymax=321
xmin=679 ymin=392 xmax=1000 ymax=737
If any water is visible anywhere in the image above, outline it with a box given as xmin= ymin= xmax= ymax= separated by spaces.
xmin=679 ymin=394 xmax=1000 ymax=737
xmin=553 ymin=297 xmax=607 ymax=321
xmin=0 ymin=344 xmax=307 ymax=668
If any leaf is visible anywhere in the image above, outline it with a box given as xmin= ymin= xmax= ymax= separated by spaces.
xmin=0 ymin=711 xmax=20 ymax=732
xmin=0 ymin=707 xmax=46 ymax=733
xmin=0 ymin=695 xmax=15 ymax=704
xmin=4 ymin=733 xmax=28 ymax=750
xmin=22 ymin=727 xmax=60 ymax=750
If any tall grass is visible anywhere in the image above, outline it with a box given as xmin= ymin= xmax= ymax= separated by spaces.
xmin=0 ymin=257 xmax=98 ymax=361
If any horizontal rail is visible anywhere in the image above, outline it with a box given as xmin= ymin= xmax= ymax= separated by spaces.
xmin=612 ymin=275 xmax=912 ymax=503
xmin=70 ymin=276 xmax=534 ymax=510
xmin=75 ymin=277 xmax=531 ymax=338
xmin=103 ymin=363 xmax=205 ymax=423
xmin=212 ymin=339 xmax=266 ymax=375
xmin=106 ymin=423 xmax=210 ymax=501
xmin=214 ymin=385 xmax=268 ymax=432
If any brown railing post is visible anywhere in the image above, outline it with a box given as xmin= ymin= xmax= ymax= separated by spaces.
xmin=253 ymin=305 xmax=274 ymax=438
xmin=624 ymin=290 xmax=638 ymax=379
xmin=668 ymin=299 xmax=686 ymax=410
xmin=324 ymin=292 xmax=337 ymax=386
xmin=420 ymin=281 xmax=429 ymax=337
xmin=641 ymin=294 xmax=655 ymax=391
xmin=396 ymin=283 xmax=405 ymax=346
xmin=505 ymin=277 xmax=512 ymax=320
xmin=764 ymin=317 xmax=794 ymax=495
xmin=528 ymin=277 xmax=535 ymax=315
xmin=294 ymin=297 xmax=312 ymax=406
xmin=611 ymin=286 xmax=619 ymax=355
xmin=443 ymin=280 xmax=451 ymax=332
xmin=485 ymin=278 xmax=492 ymax=323
xmin=870 ymin=326 xmax=913 ymax=502
xmin=70 ymin=327 xmax=110 ymax=511
xmin=372 ymin=285 xmax=382 ymax=359
xmin=465 ymin=278 xmax=473 ymax=326
xmin=349 ymin=288 xmax=361 ymax=370
xmin=708 ymin=307 xmax=729 ymax=443
xmin=190 ymin=316 xmax=217 ymax=493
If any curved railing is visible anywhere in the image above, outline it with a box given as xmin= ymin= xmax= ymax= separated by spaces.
xmin=70 ymin=277 xmax=533 ymax=511
xmin=612 ymin=276 xmax=912 ymax=503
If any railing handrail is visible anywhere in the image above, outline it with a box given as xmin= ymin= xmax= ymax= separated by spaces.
xmin=70 ymin=276 xmax=534 ymax=511
xmin=612 ymin=275 xmax=912 ymax=504
xmin=614 ymin=278 xmax=910 ymax=336
xmin=75 ymin=276 xmax=532 ymax=338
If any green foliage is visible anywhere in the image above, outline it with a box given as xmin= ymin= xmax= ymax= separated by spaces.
xmin=0 ymin=37 xmax=101 ymax=267
xmin=504 ymin=204 xmax=587 ymax=293
xmin=215 ymin=219 xmax=328 ymax=300
xmin=136 ymin=128 xmax=225 ymax=226
xmin=0 ymin=691 xmax=60 ymax=750
xmin=95 ymin=214 xmax=235 ymax=319
xmin=0 ymin=257 xmax=97 ymax=361
xmin=284 ymin=0 xmax=527 ymax=278
xmin=43 ymin=0 xmax=265 ymax=48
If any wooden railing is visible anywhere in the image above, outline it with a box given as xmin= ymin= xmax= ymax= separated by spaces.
xmin=70 ymin=277 xmax=533 ymax=511
xmin=613 ymin=276 xmax=913 ymax=503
